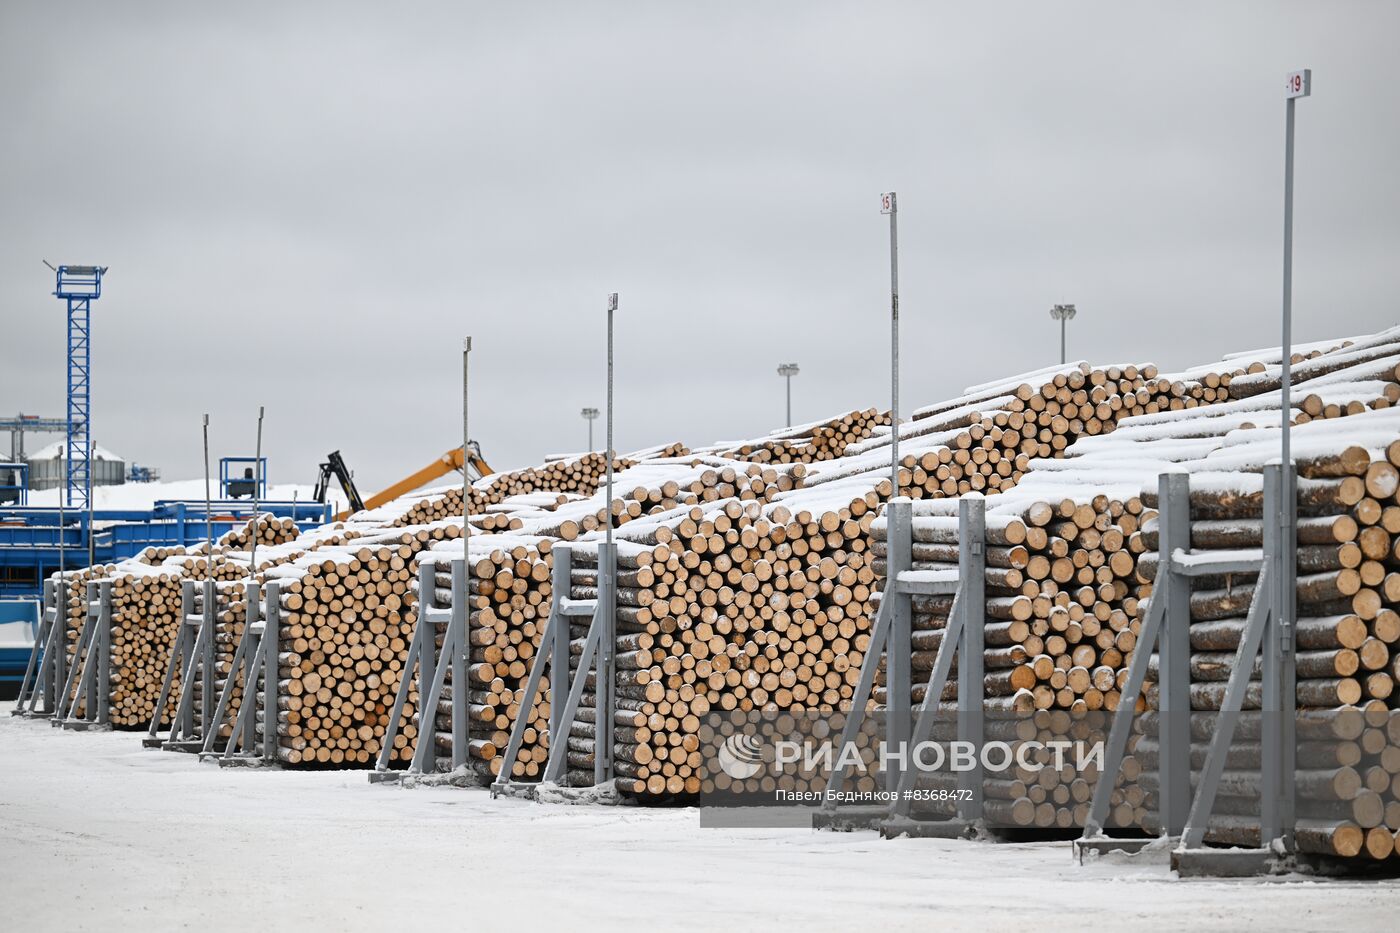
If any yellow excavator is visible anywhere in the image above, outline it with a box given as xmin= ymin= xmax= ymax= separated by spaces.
xmin=314 ymin=442 xmax=493 ymax=521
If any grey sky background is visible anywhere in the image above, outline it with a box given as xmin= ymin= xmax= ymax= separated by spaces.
xmin=2 ymin=2 xmax=1397 ymax=493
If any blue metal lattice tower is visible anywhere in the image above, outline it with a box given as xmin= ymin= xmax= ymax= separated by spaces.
xmin=53 ymin=265 xmax=106 ymax=509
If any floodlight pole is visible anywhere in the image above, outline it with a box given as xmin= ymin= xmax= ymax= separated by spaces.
xmin=881 ymin=192 xmax=899 ymax=494
xmin=582 ymin=407 xmax=599 ymax=451
xmin=777 ymin=364 xmax=799 ymax=428
xmin=1050 ymin=304 xmax=1077 ymax=366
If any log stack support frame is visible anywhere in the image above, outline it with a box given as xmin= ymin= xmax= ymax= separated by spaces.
xmin=369 ymin=558 xmax=469 ymax=782
xmin=202 ymin=581 xmax=282 ymax=767
xmin=492 ymin=541 xmax=618 ymax=798
xmin=813 ymin=495 xmax=988 ymax=835
xmin=12 ymin=576 xmax=66 ymax=719
xmin=1074 ymin=466 xmax=1301 ymax=878
xmin=55 ymin=579 xmax=113 ymax=731
xmin=149 ymin=579 xmax=217 ymax=752
xmin=1173 ymin=463 xmax=1300 ymax=877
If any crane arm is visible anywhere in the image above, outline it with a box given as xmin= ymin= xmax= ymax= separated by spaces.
xmin=332 ymin=444 xmax=494 ymax=521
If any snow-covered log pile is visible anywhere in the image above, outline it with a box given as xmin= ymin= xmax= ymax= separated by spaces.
xmin=805 ymin=362 xmax=1242 ymax=503
xmin=411 ymin=536 xmax=557 ymax=781
xmin=715 ymin=408 xmax=889 ymax=464
xmin=217 ymin=514 xmax=303 ymax=550
xmin=831 ymin=327 xmax=1399 ymax=839
xmin=1126 ymin=425 xmax=1400 ymax=860
xmin=556 ymin=482 xmax=886 ymax=797
xmin=262 ymin=521 xmax=466 ymax=766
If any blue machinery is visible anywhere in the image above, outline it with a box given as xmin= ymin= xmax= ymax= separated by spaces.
xmin=0 ymin=463 xmax=29 ymax=507
xmin=54 ymin=265 xmax=106 ymax=510
xmin=220 ymin=457 xmax=267 ymax=499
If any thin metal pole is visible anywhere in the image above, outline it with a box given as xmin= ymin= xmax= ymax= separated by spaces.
xmin=250 ymin=406 xmax=264 ymax=572
xmin=588 ymin=418 xmax=593 ymax=452
xmin=57 ymin=445 xmax=65 ymax=609
xmin=86 ymin=441 xmax=93 ymax=569
xmin=606 ymin=294 xmax=616 ymax=546
xmin=785 ymin=373 xmax=792 ymax=428
xmin=202 ymin=415 xmax=213 ymax=578
xmin=463 ymin=337 xmax=471 ymax=567
xmin=1060 ymin=316 xmax=1066 ymax=366
xmin=462 ymin=337 xmax=472 ymax=760
xmin=1281 ymin=96 xmax=1296 ymax=471
xmin=886 ymin=193 xmax=900 ymax=495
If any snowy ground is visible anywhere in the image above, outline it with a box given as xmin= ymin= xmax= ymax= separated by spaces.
xmin=1 ymin=717 xmax=1396 ymax=932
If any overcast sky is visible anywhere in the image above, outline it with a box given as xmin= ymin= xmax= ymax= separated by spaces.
xmin=2 ymin=2 xmax=1397 ymax=493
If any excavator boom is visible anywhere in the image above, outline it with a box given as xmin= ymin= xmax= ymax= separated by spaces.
xmin=325 ymin=443 xmax=493 ymax=521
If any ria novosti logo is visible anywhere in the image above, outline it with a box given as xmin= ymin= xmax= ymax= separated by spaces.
xmin=716 ymin=733 xmax=766 ymax=779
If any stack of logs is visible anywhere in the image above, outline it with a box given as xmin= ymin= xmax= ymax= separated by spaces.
xmin=721 ymin=409 xmax=889 ymax=464
xmin=563 ymin=490 xmax=884 ymax=797
xmin=218 ymin=514 xmax=302 ymax=550
xmin=415 ymin=537 xmax=556 ymax=781
xmin=866 ymin=499 xmax=1150 ymax=829
xmin=1133 ymin=442 xmax=1400 ymax=860
xmin=266 ymin=524 xmax=461 ymax=765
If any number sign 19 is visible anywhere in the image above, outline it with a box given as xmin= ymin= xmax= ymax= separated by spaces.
xmin=1286 ymin=69 xmax=1311 ymax=100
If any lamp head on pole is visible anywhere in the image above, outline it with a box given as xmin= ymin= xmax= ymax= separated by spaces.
xmin=777 ymin=363 xmax=800 ymax=378
xmin=607 ymin=293 xmax=618 ymax=312
xmin=581 ymin=407 xmax=599 ymax=421
xmin=1049 ymin=304 xmax=1077 ymax=322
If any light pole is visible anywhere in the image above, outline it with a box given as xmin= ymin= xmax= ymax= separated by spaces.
xmin=777 ymin=364 xmax=799 ymax=427
xmin=1049 ymin=304 xmax=1077 ymax=365
xmin=881 ymin=192 xmax=899 ymax=494
xmin=581 ymin=407 xmax=599 ymax=451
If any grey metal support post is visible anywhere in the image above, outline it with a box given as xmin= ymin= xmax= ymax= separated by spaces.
xmin=599 ymin=291 xmax=618 ymax=787
xmin=450 ymin=558 xmax=467 ymax=771
xmin=12 ymin=578 xmax=52 ymax=714
xmin=206 ymin=583 xmax=256 ymax=756
xmin=549 ymin=545 xmax=571 ymax=744
xmin=95 ymin=579 xmax=111 ymax=726
xmin=47 ymin=580 xmax=66 ymax=715
xmin=1157 ymin=472 xmax=1191 ymax=835
xmin=596 ymin=541 xmax=617 ymax=785
xmin=369 ymin=561 xmax=434 ymax=777
xmin=200 ymin=578 xmax=216 ymax=736
xmin=495 ymin=545 xmax=575 ymax=791
xmin=957 ymin=496 xmax=985 ymax=822
xmin=1261 ymin=463 xmax=1296 ymax=846
xmin=262 ymin=582 xmax=280 ymax=763
xmin=176 ymin=579 xmax=197 ymax=737
xmin=458 ymin=337 xmax=471 ymax=772
xmin=884 ymin=498 xmax=912 ymax=793
xmin=1275 ymin=87 xmax=1307 ymax=842
xmin=416 ymin=571 xmax=437 ymax=769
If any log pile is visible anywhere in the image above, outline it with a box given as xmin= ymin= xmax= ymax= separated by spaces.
xmin=563 ymin=485 xmax=884 ymax=797
xmin=804 ymin=362 xmax=1241 ymax=502
xmin=264 ymin=523 xmax=462 ymax=766
xmin=217 ymin=514 xmax=302 ymax=550
xmin=1131 ymin=432 xmax=1400 ymax=859
xmin=718 ymin=408 xmax=889 ymax=464
xmin=414 ymin=536 xmax=556 ymax=781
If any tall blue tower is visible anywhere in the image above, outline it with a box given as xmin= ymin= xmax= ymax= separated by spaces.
xmin=53 ymin=265 xmax=106 ymax=509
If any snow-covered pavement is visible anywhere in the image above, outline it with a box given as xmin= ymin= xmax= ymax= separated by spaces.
xmin=0 ymin=717 xmax=1394 ymax=932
